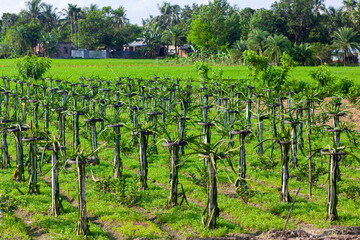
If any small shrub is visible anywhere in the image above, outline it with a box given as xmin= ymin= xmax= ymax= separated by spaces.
xmin=310 ymin=63 xmax=334 ymax=88
xmin=16 ymin=55 xmax=51 ymax=81
xmin=96 ymin=176 xmax=142 ymax=207
xmin=295 ymin=160 xmax=327 ymax=185
xmin=347 ymin=85 xmax=360 ymax=104
xmin=236 ymin=182 xmax=256 ymax=205
xmin=336 ymin=77 xmax=354 ymax=95
xmin=341 ymin=185 xmax=360 ymax=202
xmin=188 ymin=165 xmax=208 ymax=189
xmin=251 ymin=155 xmax=278 ymax=171
xmin=0 ymin=194 xmax=18 ymax=214
xmin=194 ymin=61 xmax=210 ymax=81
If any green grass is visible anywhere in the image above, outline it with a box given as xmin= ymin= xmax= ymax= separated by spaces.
xmin=0 ymin=59 xmax=359 ymax=84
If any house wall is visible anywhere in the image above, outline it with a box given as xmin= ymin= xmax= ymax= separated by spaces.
xmin=51 ymin=43 xmax=72 ymax=58
xmin=71 ymin=50 xmax=109 ymax=59
xmin=34 ymin=42 xmax=73 ymax=58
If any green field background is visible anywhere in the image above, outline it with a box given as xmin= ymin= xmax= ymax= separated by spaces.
xmin=1 ymin=59 xmax=359 ymax=83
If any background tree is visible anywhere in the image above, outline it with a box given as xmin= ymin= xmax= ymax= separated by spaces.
xmin=264 ymin=34 xmax=292 ymax=65
xmin=237 ymin=8 xmax=255 ymax=40
xmin=187 ymin=0 xmax=240 ymax=52
xmin=161 ymin=25 xmax=185 ymax=57
xmin=247 ymin=29 xmax=269 ymax=55
xmin=25 ymin=0 xmax=44 ymax=21
xmin=249 ymin=9 xmax=276 ymax=33
xmin=271 ymin=0 xmax=317 ymax=43
xmin=332 ymin=27 xmax=360 ymax=66
xmin=39 ymin=3 xmax=59 ymax=34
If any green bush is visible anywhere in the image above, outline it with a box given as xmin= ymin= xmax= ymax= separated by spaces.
xmin=95 ymin=175 xmax=142 ymax=207
xmin=341 ymin=185 xmax=360 ymax=202
xmin=336 ymin=78 xmax=354 ymax=95
xmin=310 ymin=63 xmax=334 ymax=87
xmin=16 ymin=55 xmax=51 ymax=81
xmin=347 ymin=85 xmax=360 ymax=104
xmin=0 ymin=194 xmax=18 ymax=214
xmin=194 ymin=61 xmax=210 ymax=81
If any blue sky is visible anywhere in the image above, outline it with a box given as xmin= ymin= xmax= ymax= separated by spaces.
xmin=0 ymin=0 xmax=343 ymax=25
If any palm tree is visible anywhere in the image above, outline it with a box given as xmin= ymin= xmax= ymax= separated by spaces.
xmin=25 ymin=0 xmax=44 ymax=20
xmin=39 ymin=3 xmax=58 ymax=33
xmin=342 ymin=0 xmax=357 ymax=14
xmin=332 ymin=27 xmax=360 ymax=66
xmin=264 ymin=34 xmax=291 ymax=65
xmin=232 ymin=39 xmax=247 ymax=57
xmin=294 ymin=43 xmax=313 ymax=66
xmin=247 ymin=29 xmax=269 ymax=56
xmin=112 ymin=6 xmax=129 ymax=29
xmin=157 ymin=2 xmax=171 ymax=29
xmin=63 ymin=4 xmax=82 ymax=48
xmin=313 ymin=0 xmax=326 ymax=16
xmin=161 ymin=25 xmax=185 ymax=57
xmin=169 ymin=4 xmax=181 ymax=26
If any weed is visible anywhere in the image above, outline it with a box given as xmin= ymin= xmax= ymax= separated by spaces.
xmin=341 ymin=185 xmax=360 ymax=202
xmin=235 ymin=182 xmax=257 ymax=205
xmin=96 ymin=175 xmax=142 ymax=207
xmin=0 ymin=194 xmax=18 ymax=214
xmin=188 ymin=165 xmax=208 ymax=189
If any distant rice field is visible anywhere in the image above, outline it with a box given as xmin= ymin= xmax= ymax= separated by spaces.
xmin=0 ymin=58 xmax=359 ymax=84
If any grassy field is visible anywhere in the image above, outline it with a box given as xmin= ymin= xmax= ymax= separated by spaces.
xmin=0 ymin=59 xmax=360 ymax=239
xmin=0 ymin=58 xmax=359 ymax=83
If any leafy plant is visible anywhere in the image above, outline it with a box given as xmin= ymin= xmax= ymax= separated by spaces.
xmin=295 ymin=160 xmax=327 ymax=185
xmin=310 ymin=63 xmax=334 ymax=88
xmin=341 ymin=185 xmax=360 ymax=202
xmin=194 ymin=61 xmax=210 ymax=81
xmin=0 ymin=194 xmax=18 ymax=214
xmin=95 ymin=176 xmax=142 ymax=207
xmin=16 ymin=55 xmax=51 ymax=81
xmin=236 ymin=182 xmax=257 ymax=205
xmin=336 ymin=77 xmax=354 ymax=95
xmin=242 ymin=50 xmax=269 ymax=85
xmin=188 ymin=165 xmax=208 ymax=189
xmin=251 ymin=155 xmax=278 ymax=171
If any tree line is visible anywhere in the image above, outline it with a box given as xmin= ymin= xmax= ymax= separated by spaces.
xmin=0 ymin=0 xmax=360 ymax=66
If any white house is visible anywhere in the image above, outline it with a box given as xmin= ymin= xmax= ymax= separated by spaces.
xmin=332 ymin=47 xmax=359 ymax=64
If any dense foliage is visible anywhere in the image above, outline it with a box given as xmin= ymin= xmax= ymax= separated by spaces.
xmin=15 ymin=55 xmax=51 ymax=80
xmin=0 ymin=0 xmax=360 ymax=66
